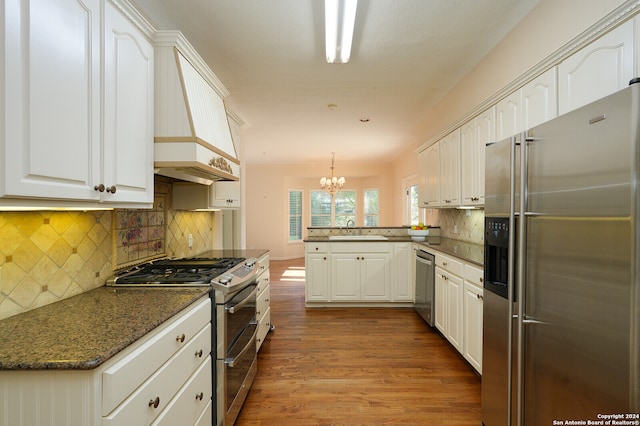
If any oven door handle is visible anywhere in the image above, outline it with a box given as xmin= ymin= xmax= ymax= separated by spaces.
xmin=226 ymin=285 xmax=258 ymax=314
xmin=225 ymin=321 xmax=259 ymax=368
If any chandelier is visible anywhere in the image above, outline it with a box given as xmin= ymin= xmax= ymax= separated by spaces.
xmin=320 ymin=152 xmax=345 ymax=197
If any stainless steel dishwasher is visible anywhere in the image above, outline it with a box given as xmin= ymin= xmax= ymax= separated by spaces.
xmin=414 ymin=247 xmax=435 ymax=326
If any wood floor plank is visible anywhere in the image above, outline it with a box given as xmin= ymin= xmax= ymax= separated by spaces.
xmin=235 ymin=258 xmax=481 ymax=425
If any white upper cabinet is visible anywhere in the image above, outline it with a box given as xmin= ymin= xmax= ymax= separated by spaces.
xmin=559 ymin=19 xmax=634 ymax=115
xmin=461 ymin=106 xmax=494 ymax=206
xmin=0 ymin=0 xmax=153 ymax=208
xmin=439 ymin=129 xmax=461 ymax=207
xmin=103 ymin=0 xmax=154 ymax=204
xmin=497 ymin=67 xmax=558 ymax=140
xmin=418 ymin=142 xmax=440 ymax=208
xmin=496 ymin=90 xmax=522 ymax=141
xmin=1 ymin=0 xmax=102 ymax=203
xmin=522 ymin=67 xmax=557 ymax=130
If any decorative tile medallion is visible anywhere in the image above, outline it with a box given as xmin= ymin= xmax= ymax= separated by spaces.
xmin=113 ymin=195 xmax=167 ymax=269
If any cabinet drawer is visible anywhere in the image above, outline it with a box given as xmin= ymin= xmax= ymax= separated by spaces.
xmin=257 ymin=308 xmax=271 ymax=350
xmin=256 ymin=254 xmax=269 ymax=274
xmin=464 ymin=264 xmax=484 ymax=287
xmin=436 ymin=253 xmax=463 ymax=277
xmin=257 ymin=284 xmax=270 ymax=321
xmin=151 ymin=356 xmax=212 ymax=426
xmin=256 ymin=269 xmax=270 ymax=295
xmin=195 ymin=399 xmax=213 ymax=426
xmin=306 ymin=243 xmax=329 ymax=253
xmin=102 ymin=297 xmax=211 ymax=415
xmin=103 ymin=323 xmax=211 ymax=425
xmin=331 ymin=242 xmax=390 ymax=253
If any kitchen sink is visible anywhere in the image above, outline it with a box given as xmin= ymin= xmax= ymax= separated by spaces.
xmin=328 ymin=235 xmax=388 ymax=240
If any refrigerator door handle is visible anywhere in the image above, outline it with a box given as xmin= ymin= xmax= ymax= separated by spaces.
xmin=522 ymin=317 xmax=550 ymax=325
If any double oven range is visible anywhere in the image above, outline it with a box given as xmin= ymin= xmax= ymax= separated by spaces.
xmin=107 ymin=251 xmax=261 ymax=425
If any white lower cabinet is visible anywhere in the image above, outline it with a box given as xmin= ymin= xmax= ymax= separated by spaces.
xmin=256 ymin=252 xmax=271 ymax=352
xmin=0 ymin=296 xmax=212 ymax=426
xmin=331 ymin=251 xmax=390 ymax=301
xmin=305 ymin=243 xmax=330 ymax=302
xmin=431 ymin=249 xmax=483 ymax=374
xmin=463 ymin=264 xmax=484 ymax=374
xmin=305 ymin=241 xmax=412 ymax=305
xmin=435 ymin=262 xmax=464 ymax=353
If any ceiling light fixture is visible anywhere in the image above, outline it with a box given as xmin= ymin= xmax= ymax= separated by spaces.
xmin=320 ymin=152 xmax=346 ymax=197
xmin=324 ymin=0 xmax=358 ymax=64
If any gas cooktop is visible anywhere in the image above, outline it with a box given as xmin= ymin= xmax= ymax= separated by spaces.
xmin=107 ymin=257 xmax=246 ymax=287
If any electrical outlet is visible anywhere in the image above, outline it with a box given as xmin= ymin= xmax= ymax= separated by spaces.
xmin=188 ymin=233 xmax=193 ymax=249
xmin=453 ymin=224 xmax=458 ymax=234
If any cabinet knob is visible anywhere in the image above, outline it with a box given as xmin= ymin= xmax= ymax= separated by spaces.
xmin=106 ymin=185 xmax=117 ymax=194
xmin=148 ymin=397 xmax=160 ymax=409
xmin=195 ymin=392 xmax=204 ymax=401
xmin=257 ymin=310 xmax=261 ymax=315
xmin=323 ymin=256 xmax=327 ymax=260
xmin=176 ymin=333 xmax=186 ymax=343
xmin=477 ymin=294 xmax=484 ymax=301
xmin=93 ymin=184 xmax=105 ymax=192
xmin=480 ymin=277 xmax=484 ymax=283
xmin=195 ymin=349 xmax=203 ymax=358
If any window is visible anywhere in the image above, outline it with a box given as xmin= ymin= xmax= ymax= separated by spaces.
xmin=364 ymin=189 xmax=379 ymax=226
xmin=334 ymin=190 xmax=356 ymax=226
xmin=408 ymin=184 xmax=419 ymax=225
xmin=289 ymin=190 xmax=302 ymax=240
xmin=310 ymin=190 xmax=356 ymax=226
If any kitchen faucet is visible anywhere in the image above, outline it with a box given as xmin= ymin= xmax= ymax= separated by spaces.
xmin=346 ymin=219 xmax=355 ymax=235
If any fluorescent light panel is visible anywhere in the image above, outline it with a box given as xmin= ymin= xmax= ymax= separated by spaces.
xmin=325 ymin=0 xmax=358 ymax=64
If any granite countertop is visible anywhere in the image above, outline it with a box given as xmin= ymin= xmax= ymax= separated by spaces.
xmin=0 ymin=286 xmax=210 ymax=370
xmin=305 ymin=235 xmax=484 ymax=266
xmin=415 ymin=237 xmax=484 ymax=266
xmin=304 ymin=236 xmax=413 ymax=243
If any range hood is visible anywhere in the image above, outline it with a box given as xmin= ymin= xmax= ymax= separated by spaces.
xmin=153 ymin=31 xmax=239 ymax=185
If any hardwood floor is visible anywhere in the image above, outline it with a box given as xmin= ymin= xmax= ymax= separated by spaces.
xmin=235 ymin=258 xmax=481 ymax=425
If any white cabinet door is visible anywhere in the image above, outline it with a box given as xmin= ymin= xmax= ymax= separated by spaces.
xmin=391 ymin=243 xmax=412 ymax=302
xmin=212 ymin=181 xmax=241 ymax=209
xmin=496 ymin=90 xmax=522 ymax=141
xmin=463 ymin=281 xmax=483 ymax=374
xmin=559 ymin=20 xmax=634 ymax=115
xmin=417 ymin=148 xmax=429 ymax=208
xmin=439 ymin=129 xmax=461 ymax=207
xmin=360 ymin=254 xmax=390 ymax=301
xmin=103 ymin=1 xmax=154 ymax=204
xmin=331 ymin=255 xmax=360 ymax=300
xmin=424 ymin=143 xmax=441 ymax=207
xmin=2 ymin=0 xmax=102 ymax=201
xmin=522 ymin=67 xmax=557 ymax=130
xmin=445 ymin=272 xmax=464 ymax=353
xmin=306 ymin=253 xmax=330 ymax=302
xmin=434 ymin=267 xmax=446 ymax=334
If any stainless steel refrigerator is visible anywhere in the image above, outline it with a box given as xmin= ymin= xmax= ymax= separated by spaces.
xmin=482 ymin=81 xmax=640 ymax=425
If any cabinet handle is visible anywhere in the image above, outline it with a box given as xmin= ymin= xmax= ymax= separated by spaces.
xmin=195 ymin=349 xmax=203 ymax=358
xmin=257 ymin=310 xmax=261 ymax=315
xmin=106 ymin=185 xmax=117 ymax=194
xmin=93 ymin=184 xmax=105 ymax=192
xmin=323 ymin=256 xmax=326 ymax=260
xmin=443 ymin=261 xmax=448 ymax=266
xmin=480 ymin=277 xmax=483 ymax=283
xmin=176 ymin=333 xmax=186 ymax=343
xmin=315 ymin=247 xmax=319 ymax=251
xmin=196 ymin=392 xmax=204 ymax=401
xmin=265 ymin=298 xmax=270 ymax=303
xmin=148 ymin=397 xmax=160 ymax=409
xmin=477 ymin=294 xmax=484 ymax=301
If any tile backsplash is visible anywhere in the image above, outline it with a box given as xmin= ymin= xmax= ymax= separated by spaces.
xmin=436 ymin=209 xmax=484 ymax=244
xmin=0 ymin=179 xmax=216 ymax=320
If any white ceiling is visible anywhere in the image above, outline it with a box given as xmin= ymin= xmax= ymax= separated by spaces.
xmin=131 ymin=0 xmax=539 ymax=166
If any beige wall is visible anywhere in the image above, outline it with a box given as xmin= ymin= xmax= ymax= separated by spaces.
xmin=245 ymin=161 xmax=395 ymax=260
xmin=245 ymin=0 xmax=630 ymax=258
